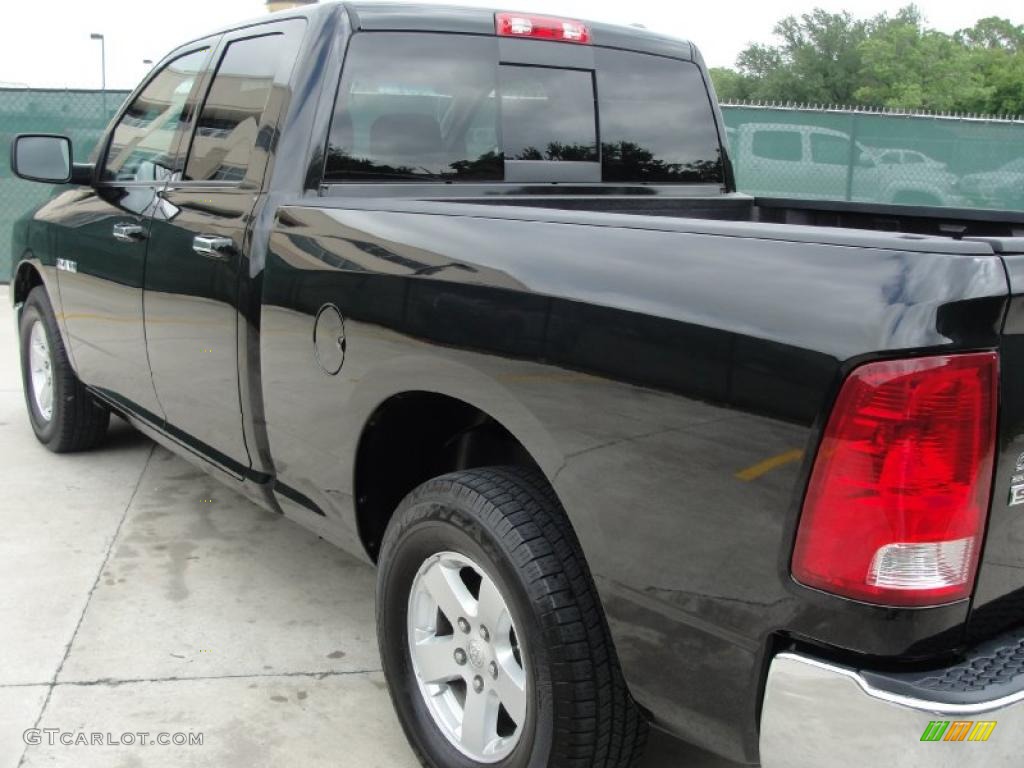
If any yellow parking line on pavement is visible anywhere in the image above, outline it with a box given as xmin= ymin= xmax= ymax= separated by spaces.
xmin=735 ymin=449 xmax=804 ymax=481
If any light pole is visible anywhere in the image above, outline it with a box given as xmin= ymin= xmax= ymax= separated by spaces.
xmin=90 ymin=33 xmax=106 ymax=117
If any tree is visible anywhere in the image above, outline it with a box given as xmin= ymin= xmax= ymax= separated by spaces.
xmin=709 ymin=7 xmax=1024 ymax=114
xmin=707 ymin=67 xmax=749 ymax=102
xmin=957 ymin=17 xmax=1024 ymax=114
xmin=725 ymin=9 xmax=871 ymax=104
xmin=979 ymin=52 xmax=1024 ymax=114
xmin=955 ymin=17 xmax=1024 ymax=52
xmin=854 ymin=8 xmax=984 ymax=110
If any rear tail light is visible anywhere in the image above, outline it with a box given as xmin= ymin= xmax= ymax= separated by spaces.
xmin=792 ymin=352 xmax=998 ymax=607
xmin=495 ymin=12 xmax=592 ymax=44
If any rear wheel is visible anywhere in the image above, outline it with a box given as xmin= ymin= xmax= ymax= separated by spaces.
xmin=19 ymin=286 xmax=109 ymax=452
xmin=376 ymin=466 xmax=648 ymax=768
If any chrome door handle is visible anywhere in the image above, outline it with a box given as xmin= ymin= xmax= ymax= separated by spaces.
xmin=192 ymin=235 xmax=235 ymax=260
xmin=112 ymin=223 xmax=145 ymax=242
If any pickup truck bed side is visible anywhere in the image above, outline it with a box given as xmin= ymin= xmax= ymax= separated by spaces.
xmin=260 ymin=199 xmax=1009 ymax=761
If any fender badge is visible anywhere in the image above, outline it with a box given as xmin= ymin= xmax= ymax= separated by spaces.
xmin=1011 ymin=484 xmax=1024 ymax=507
xmin=1010 ymin=454 xmax=1024 ymax=506
xmin=56 ymin=258 xmax=77 ymax=273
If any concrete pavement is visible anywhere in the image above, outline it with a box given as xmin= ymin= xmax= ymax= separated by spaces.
xmin=0 ymin=285 xmax=738 ymax=768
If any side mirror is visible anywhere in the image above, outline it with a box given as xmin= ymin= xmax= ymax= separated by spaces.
xmin=856 ymin=153 xmax=876 ymax=169
xmin=11 ymin=134 xmax=74 ymax=184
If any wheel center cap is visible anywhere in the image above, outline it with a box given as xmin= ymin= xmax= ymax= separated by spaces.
xmin=467 ymin=640 xmax=486 ymax=669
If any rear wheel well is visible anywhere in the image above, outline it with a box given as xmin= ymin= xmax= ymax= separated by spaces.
xmin=355 ymin=392 xmax=540 ymax=561
xmin=13 ymin=263 xmax=43 ymax=306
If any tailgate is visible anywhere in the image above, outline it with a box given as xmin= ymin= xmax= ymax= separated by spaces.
xmin=970 ymin=246 xmax=1024 ymax=643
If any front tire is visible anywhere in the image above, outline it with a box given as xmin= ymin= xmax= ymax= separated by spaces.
xmin=377 ymin=466 xmax=648 ymax=768
xmin=19 ymin=286 xmax=109 ymax=452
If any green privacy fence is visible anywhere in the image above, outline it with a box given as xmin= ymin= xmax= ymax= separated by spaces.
xmin=3 ymin=90 xmax=1024 ymax=281
xmin=1 ymin=88 xmax=130 ymax=282
xmin=721 ymin=103 xmax=1024 ymax=211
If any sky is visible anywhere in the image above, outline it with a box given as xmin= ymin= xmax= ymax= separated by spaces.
xmin=0 ymin=0 xmax=1020 ymax=89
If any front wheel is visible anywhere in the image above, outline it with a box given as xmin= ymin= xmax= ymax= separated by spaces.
xmin=19 ymin=286 xmax=109 ymax=452
xmin=376 ymin=466 xmax=648 ymax=768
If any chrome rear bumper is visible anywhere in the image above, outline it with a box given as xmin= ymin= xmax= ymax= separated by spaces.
xmin=760 ymin=652 xmax=1024 ymax=767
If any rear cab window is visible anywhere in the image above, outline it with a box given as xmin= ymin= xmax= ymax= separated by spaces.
xmin=499 ymin=66 xmax=598 ymax=161
xmin=596 ymin=48 xmax=723 ymax=182
xmin=325 ymin=34 xmax=501 ymax=181
xmin=323 ymin=30 xmax=724 ymax=186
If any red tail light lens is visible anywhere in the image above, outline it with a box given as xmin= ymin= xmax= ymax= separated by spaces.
xmin=495 ymin=12 xmax=592 ymax=44
xmin=792 ymin=352 xmax=998 ymax=607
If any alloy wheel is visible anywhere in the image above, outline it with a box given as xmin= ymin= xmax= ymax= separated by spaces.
xmin=407 ymin=551 xmax=528 ymax=763
xmin=28 ymin=320 xmax=54 ymax=422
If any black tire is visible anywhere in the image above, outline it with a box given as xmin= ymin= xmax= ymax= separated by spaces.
xmin=377 ymin=466 xmax=648 ymax=768
xmin=19 ymin=286 xmax=109 ymax=452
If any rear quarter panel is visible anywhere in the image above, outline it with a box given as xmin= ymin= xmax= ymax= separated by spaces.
xmin=969 ymin=252 xmax=1024 ymax=646
xmin=259 ymin=201 xmax=1007 ymax=762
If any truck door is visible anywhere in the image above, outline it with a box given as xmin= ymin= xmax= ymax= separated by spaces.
xmin=56 ymin=45 xmax=210 ymax=418
xmin=143 ymin=21 xmax=304 ymax=474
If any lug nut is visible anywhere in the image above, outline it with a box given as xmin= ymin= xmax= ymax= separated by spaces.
xmin=472 ymin=675 xmax=484 ymax=693
xmin=457 ymin=617 xmax=471 ymax=634
xmin=479 ymin=625 xmax=490 ymax=642
xmin=489 ymin=661 xmax=498 ymax=679
xmin=454 ymin=648 xmax=467 ymax=665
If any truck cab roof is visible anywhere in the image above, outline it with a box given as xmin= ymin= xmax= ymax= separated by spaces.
xmin=200 ymin=1 xmax=696 ymax=62
xmin=344 ymin=3 xmax=695 ymax=61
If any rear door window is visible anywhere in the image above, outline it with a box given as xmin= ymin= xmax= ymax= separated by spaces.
xmin=185 ymin=32 xmax=293 ymax=182
xmin=498 ymin=66 xmax=597 ymax=162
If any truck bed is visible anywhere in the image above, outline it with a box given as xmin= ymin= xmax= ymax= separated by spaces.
xmin=321 ymin=182 xmax=1024 ymax=244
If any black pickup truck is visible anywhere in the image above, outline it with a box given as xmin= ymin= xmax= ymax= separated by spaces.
xmin=9 ymin=3 xmax=1024 ymax=767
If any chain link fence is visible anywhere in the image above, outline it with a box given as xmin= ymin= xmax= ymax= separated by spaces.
xmin=721 ymin=103 xmax=1024 ymax=210
xmin=3 ymin=90 xmax=1023 ymax=281
xmin=1 ymin=88 xmax=130 ymax=281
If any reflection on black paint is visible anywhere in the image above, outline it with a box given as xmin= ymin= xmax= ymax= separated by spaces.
xmin=263 ymin=242 xmax=834 ymax=425
xmin=260 ymin=205 xmax=1006 ymax=761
